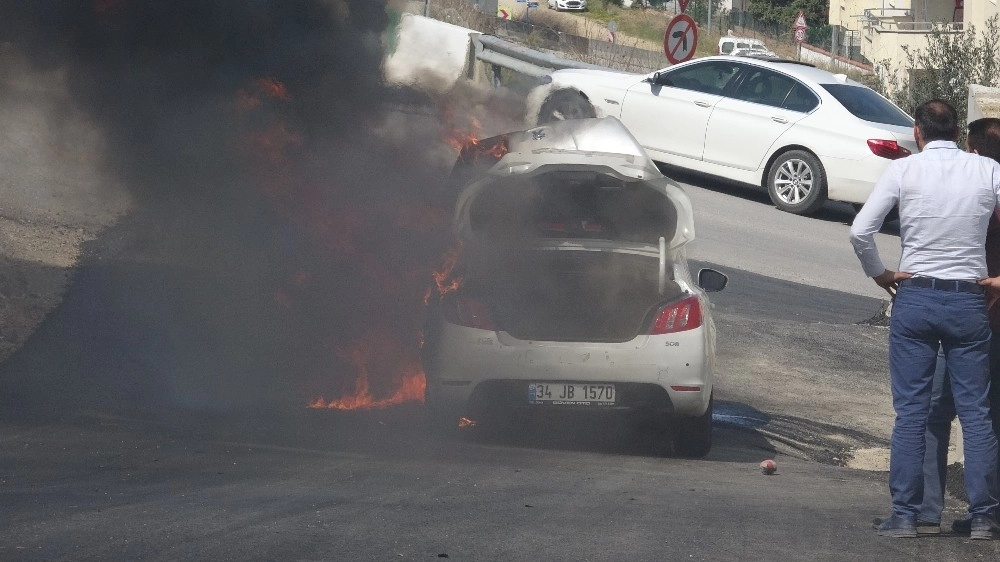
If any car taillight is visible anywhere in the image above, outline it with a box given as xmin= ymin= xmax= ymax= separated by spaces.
xmin=650 ymin=295 xmax=702 ymax=335
xmin=867 ymin=139 xmax=911 ymax=160
xmin=441 ymin=295 xmax=496 ymax=330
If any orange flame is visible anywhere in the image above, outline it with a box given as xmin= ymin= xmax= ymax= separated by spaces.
xmin=445 ymin=127 xmax=481 ymax=153
xmin=237 ymin=77 xmax=292 ymax=113
xmin=428 ymin=241 xmax=463 ymax=303
xmin=443 ymin=115 xmax=483 ymax=153
xmin=442 ymin=114 xmax=509 ymax=160
xmin=256 ymin=77 xmax=291 ymax=102
xmin=308 ymin=337 xmax=426 ymax=410
xmin=234 ymin=76 xmax=437 ymax=414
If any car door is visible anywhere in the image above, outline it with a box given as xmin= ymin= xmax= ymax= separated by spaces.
xmin=619 ymin=60 xmax=743 ymax=162
xmin=702 ymin=68 xmax=819 ymax=172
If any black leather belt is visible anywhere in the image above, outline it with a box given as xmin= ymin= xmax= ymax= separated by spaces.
xmin=899 ymin=277 xmax=984 ymax=294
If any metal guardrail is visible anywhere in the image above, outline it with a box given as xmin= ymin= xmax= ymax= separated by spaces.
xmin=474 ymin=34 xmax=611 ymax=78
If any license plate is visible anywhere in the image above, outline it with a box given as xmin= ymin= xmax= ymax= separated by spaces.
xmin=528 ymin=382 xmax=616 ymax=406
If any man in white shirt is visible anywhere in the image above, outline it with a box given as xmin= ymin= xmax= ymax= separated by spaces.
xmin=850 ymin=99 xmax=1000 ymax=539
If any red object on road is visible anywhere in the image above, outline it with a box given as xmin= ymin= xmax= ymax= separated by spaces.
xmin=760 ymin=459 xmax=777 ymax=474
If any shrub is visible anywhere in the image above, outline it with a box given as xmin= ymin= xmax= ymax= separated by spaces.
xmin=872 ymin=15 xmax=1000 ymax=126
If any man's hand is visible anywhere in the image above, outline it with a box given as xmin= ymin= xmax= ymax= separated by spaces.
xmin=873 ymin=269 xmax=913 ymax=298
xmin=979 ymin=276 xmax=1000 ymax=310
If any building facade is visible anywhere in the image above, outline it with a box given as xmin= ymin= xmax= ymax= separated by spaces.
xmin=829 ymin=1 xmax=997 ymax=81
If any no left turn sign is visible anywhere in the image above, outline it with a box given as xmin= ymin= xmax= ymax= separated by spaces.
xmin=664 ymin=14 xmax=697 ymax=65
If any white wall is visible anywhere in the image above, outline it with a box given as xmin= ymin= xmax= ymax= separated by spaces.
xmin=383 ymin=14 xmax=477 ymax=94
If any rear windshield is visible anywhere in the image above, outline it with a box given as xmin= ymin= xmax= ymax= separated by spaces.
xmin=467 ymin=172 xmax=676 ymax=245
xmin=822 ymin=84 xmax=913 ymax=127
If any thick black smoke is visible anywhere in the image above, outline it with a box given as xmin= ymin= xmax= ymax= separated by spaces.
xmin=0 ymin=1 xmax=475 ymax=416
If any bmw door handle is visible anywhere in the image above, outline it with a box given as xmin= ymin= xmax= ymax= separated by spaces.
xmin=694 ymin=101 xmax=711 ymax=108
xmin=771 ymin=116 xmax=788 ymax=124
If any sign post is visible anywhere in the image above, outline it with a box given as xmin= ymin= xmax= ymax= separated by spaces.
xmin=793 ymin=10 xmax=808 ymax=60
xmin=526 ymin=0 xmax=538 ymax=24
xmin=664 ymin=14 xmax=698 ymax=65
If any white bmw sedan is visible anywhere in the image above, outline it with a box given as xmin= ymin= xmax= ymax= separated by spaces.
xmin=422 ymin=117 xmax=727 ymax=457
xmin=530 ymin=56 xmax=917 ymax=215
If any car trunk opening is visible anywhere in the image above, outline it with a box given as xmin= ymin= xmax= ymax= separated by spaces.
xmin=456 ymin=171 xmax=685 ymax=342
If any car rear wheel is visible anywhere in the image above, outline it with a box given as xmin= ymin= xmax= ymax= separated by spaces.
xmin=424 ymin=387 xmax=462 ymax=438
xmin=673 ymin=395 xmax=713 ymax=458
xmin=536 ymin=88 xmax=596 ymax=125
xmin=766 ymin=150 xmax=827 ymax=215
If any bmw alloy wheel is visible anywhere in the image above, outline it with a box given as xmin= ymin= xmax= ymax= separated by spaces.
xmin=774 ymin=158 xmax=812 ymax=204
xmin=766 ymin=150 xmax=827 ymax=215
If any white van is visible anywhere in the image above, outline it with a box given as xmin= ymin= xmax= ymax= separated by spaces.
xmin=718 ymin=36 xmax=776 ymax=58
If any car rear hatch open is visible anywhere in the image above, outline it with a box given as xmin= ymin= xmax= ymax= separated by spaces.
xmin=447 ymin=118 xmax=696 ymax=343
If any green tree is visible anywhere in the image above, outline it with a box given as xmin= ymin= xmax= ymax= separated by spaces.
xmin=747 ymin=0 xmax=827 ymax=28
xmin=688 ymin=0 xmax=725 ymax=23
xmin=873 ymin=16 xmax=1000 ymax=127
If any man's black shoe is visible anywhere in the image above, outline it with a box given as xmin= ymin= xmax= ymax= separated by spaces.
xmin=970 ymin=513 xmax=999 ymax=540
xmin=873 ymin=516 xmax=938 ymax=535
xmin=872 ymin=514 xmax=918 ymax=537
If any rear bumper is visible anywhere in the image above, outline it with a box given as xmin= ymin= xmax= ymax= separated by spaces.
xmin=423 ymin=322 xmax=713 ymax=419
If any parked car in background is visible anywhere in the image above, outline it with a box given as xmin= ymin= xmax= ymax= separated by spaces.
xmin=529 ymin=56 xmax=917 ymax=215
xmin=423 ymin=117 xmax=727 ymax=457
xmin=547 ymin=0 xmax=587 ymax=11
xmin=718 ymin=36 xmax=775 ymax=58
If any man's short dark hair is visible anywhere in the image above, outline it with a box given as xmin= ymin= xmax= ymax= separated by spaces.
xmin=967 ymin=117 xmax=1000 ymax=162
xmin=914 ymin=99 xmax=959 ymax=142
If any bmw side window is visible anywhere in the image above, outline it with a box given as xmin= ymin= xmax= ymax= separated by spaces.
xmin=780 ymin=83 xmax=820 ymax=113
xmin=732 ymin=69 xmax=797 ymax=108
xmin=662 ymin=62 xmax=742 ymax=95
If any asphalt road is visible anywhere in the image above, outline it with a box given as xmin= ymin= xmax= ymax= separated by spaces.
xmin=0 ymin=404 xmax=993 ymax=561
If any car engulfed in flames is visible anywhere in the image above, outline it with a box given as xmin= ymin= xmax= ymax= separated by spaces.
xmin=421 ymin=117 xmax=727 ymax=457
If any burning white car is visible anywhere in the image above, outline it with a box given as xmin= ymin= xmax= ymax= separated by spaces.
xmin=422 ymin=117 xmax=727 ymax=457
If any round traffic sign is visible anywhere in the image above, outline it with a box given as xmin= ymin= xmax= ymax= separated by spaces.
xmin=794 ymin=28 xmax=806 ymax=43
xmin=608 ymin=20 xmax=618 ymax=33
xmin=664 ymin=14 xmax=698 ymax=65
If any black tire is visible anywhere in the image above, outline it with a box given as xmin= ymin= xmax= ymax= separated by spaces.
xmin=423 ymin=383 xmax=462 ymax=438
xmin=536 ymin=88 xmax=596 ymax=125
xmin=673 ymin=396 xmax=713 ymax=458
xmin=766 ymin=149 xmax=827 ymax=215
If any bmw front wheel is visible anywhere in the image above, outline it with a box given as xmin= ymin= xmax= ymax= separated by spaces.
xmin=536 ymin=88 xmax=596 ymax=125
xmin=766 ymin=150 xmax=827 ymax=215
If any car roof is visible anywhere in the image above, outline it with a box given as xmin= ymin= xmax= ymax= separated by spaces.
xmin=688 ymin=55 xmax=859 ymax=87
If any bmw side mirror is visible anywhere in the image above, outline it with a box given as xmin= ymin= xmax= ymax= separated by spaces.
xmin=698 ymin=268 xmax=728 ymax=292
